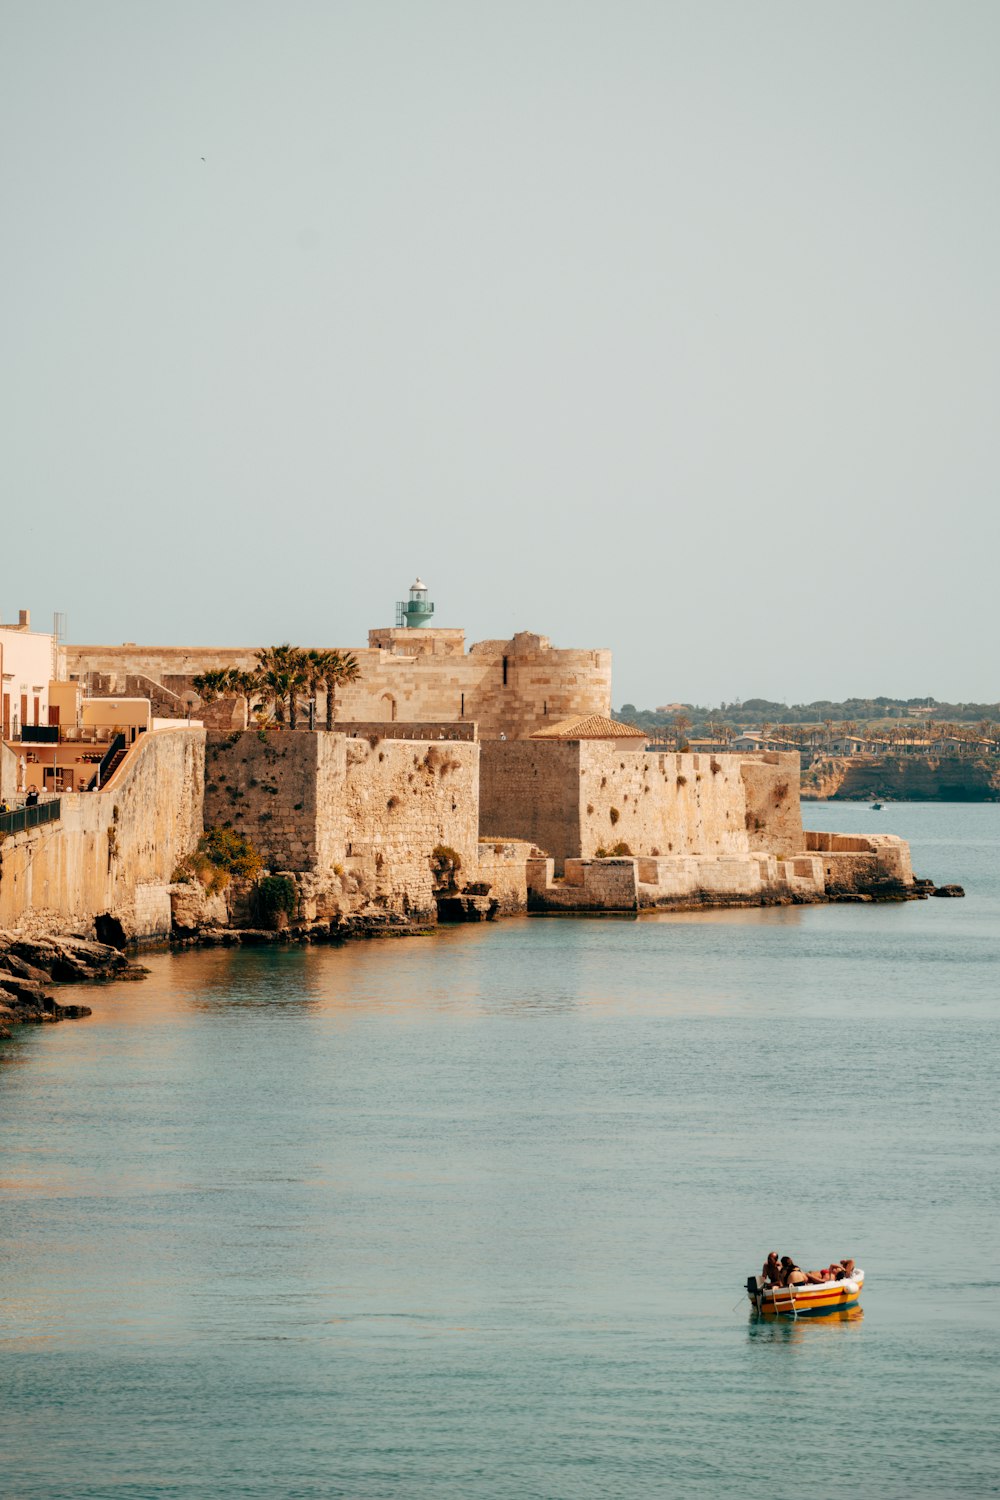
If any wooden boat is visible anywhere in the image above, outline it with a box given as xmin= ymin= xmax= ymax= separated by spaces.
xmin=747 ymin=1270 xmax=864 ymax=1318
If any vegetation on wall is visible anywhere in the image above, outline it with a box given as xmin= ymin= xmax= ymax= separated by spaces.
xmin=430 ymin=845 xmax=462 ymax=889
xmin=250 ymin=875 xmax=297 ymax=927
xmin=173 ymin=827 xmax=264 ymax=890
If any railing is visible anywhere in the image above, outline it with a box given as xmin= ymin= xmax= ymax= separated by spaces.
xmin=395 ymin=599 xmax=435 ymax=626
xmin=18 ymin=724 xmax=61 ymax=744
xmin=0 ymin=799 xmax=61 ymax=835
xmin=88 ymin=733 xmax=126 ymax=790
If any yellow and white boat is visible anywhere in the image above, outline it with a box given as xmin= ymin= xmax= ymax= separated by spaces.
xmin=747 ymin=1270 xmax=864 ymax=1318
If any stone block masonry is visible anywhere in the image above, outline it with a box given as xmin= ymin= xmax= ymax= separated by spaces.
xmin=62 ymin=629 xmax=612 ymax=741
xmin=480 ymin=742 xmax=802 ymax=872
xmin=203 ymin=730 xmax=479 ymax=918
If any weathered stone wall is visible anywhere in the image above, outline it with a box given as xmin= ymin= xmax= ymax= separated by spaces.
xmin=0 ymin=729 xmax=204 ymax=936
xmin=202 ymin=730 xmax=480 ymax=917
xmin=62 ymin=632 xmax=612 ymax=741
xmin=481 ymin=743 xmax=762 ymax=869
xmin=578 ymin=747 xmax=751 ymax=862
xmin=342 ymin=737 xmax=480 ymax=914
xmin=479 ymin=740 xmax=582 ymax=863
xmin=475 ymin=838 xmax=534 ymax=914
xmin=739 ymin=753 xmax=804 ymax=858
xmin=203 ymin=730 xmax=345 ymax=874
xmin=337 ymin=721 xmax=477 ymax=742
xmin=804 ymin=830 xmax=913 ymax=890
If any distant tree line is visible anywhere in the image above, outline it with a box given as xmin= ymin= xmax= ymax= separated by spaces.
xmin=193 ymin=646 xmax=361 ymax=730
xmin=616 ymin=695 xmax=1000 ymax=735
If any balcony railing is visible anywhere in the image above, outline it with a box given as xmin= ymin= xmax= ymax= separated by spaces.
xmin=17 ymin=725 xmax=60 ymax=744
xmin=0 ymin=799 xmax=61 ymax=835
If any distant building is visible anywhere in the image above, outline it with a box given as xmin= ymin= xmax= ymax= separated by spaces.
xmin=0 ymin=609 xmax=56 ymax=739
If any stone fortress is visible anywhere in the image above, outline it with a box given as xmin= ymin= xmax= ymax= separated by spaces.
xmin=1 ymin=581 xmax=922 ymax=941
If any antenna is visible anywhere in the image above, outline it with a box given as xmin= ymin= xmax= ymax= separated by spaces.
xmin=53 ymin=611 xmax=67 ymax=644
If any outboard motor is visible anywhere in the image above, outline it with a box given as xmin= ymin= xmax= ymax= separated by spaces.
xmin=746 ymin=1275 xmax=764 ymax=1315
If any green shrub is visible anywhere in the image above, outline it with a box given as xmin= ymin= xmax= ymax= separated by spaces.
xmin=251 ymin=875 xmax=297 ymax=927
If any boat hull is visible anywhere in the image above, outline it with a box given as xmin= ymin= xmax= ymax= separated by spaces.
xmin=750 ymin=1271 xmax=864 ymax=1318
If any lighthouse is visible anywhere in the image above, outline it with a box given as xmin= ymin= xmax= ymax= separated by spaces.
xmin=395 ymin=578 xmax=435 ymax=629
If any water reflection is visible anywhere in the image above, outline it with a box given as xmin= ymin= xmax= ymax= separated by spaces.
xmin=747 ymin=1306 xmax=864 ymax=1346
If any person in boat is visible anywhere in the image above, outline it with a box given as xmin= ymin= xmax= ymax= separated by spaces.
xmin=762 ymin=1252 xmax=781 ymax=1286
xmin=839 ymin=1258 xmax=856 ymax=1278
xmin=779 ymin=1257 xmax=809 ymax=1287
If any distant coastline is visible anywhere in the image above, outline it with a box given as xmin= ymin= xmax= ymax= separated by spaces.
xmin=800 ymin=754 xmax=1000 ymax=801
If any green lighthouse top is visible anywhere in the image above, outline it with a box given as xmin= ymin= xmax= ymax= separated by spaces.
xmin=395 ymin=578 xmax=435 ymax=628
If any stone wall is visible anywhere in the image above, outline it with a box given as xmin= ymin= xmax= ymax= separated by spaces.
xmin=342 ymin=737 xmax=480 ymax=914
xmin=481 ymin=743 xmax=779 ymax=870
xmin=527 ymin=848 xmax=827 ymax=912
xmin=337 ymin=721 xmax=477 ymax=742
xmin=479 ymin=740 xmax=583 ymax=864
xmin=739 ymin=753 xmax=804 ymax=857
xmin=804 ymin=830 xmax=913 ymax=891
xmin=0 ymin=728 xmax=204 ymax=937
xmin=202 ymin=730 xmax=480 ymax=918
xmin=203 ymin=730 xmax=345 ymax=873
xmin=62 ymin=630 xmax=612 ymax=741
xmin=475 ymin=838 xmax=534 ymax=914
xmin=578 ymin=747 xmax=751 ymax=862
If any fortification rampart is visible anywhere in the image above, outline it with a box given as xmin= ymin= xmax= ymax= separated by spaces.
xmin=479 ymin=743 xmax=800 ymax=871
xmin=202 ymin=730 xmax=479 ymax=918
xmin=0 ymin=728 xmax=204 ymax=937
xmin=62 ymin=632 xmax=612 ymax=741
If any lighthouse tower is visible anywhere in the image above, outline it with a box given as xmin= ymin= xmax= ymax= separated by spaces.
xmin=395 ymin=578 xmax=435 ymax=629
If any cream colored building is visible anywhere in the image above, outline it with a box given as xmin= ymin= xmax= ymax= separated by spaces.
xmin=0 ymin=610 xmax=56 ymax=737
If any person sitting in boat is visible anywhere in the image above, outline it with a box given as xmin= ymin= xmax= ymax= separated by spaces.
xmin=762 ymin=1252 xmax=781 ymax=1286
xmin=839 ymin=1258 xmax=856 ymax=1278
xmin=779 ymin=1257 xmax=809 ymax=1287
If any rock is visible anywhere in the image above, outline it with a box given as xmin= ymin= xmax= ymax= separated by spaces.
xmin=48 ymin=955 xmax=91 ymax=984
xmin=9 ymin=939 xmax=60 ymax=968
xmin=56 ymin=938 xmax=128 ymax=969
xmin=169 ymin=883 xmax=230 ymax=936
xmin=932 ymin=884 xmax=965 ymax=898
xmin=436 ymin=893 xmax=498 ymax=922
xmin=0 ymin=977 xmax=51 ymax=1009
xmin=0 ymin=952 xmax=53 ymax=985
xmin=61 ymin=1004 xmax=93 ymax=1019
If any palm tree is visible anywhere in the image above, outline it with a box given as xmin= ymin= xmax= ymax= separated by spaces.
xmin=226 ymin=668 xmax=262 ymax=725
xmin=255 ymin=645 xmax=299 ymax=725
xmin=322 ymin=650 xmax=361 ymax=730
xmin=191 ymin=668 xmax=232 ymax=705
xmin=305 ymin=649 xmax=335 ymax=730
xmin=672 ymin=712 xmax=692 ymax=750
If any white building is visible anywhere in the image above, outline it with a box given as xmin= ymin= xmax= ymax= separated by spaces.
xmin=0 ymin=610 xmax=57 ymax=738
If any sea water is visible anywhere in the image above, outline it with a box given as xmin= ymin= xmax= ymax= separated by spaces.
xmin=1 ymin=803 xmax=998 ymax=1499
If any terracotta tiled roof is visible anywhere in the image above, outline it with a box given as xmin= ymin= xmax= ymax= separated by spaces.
xmin=529 ymin=714 xmax=647 ymax=740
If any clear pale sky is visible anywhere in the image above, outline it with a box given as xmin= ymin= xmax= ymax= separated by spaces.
xmin=2 ymin=1 xmax=997 ymax=707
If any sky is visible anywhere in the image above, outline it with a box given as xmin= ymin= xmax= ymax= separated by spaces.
xmin=2 ymin=1 xmax=998 ymax=708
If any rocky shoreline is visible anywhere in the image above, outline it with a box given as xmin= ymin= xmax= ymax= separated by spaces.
xmin=0 ymin=934 xmax=147 ymax=1038
xmin=0 ymin=876 xmax=966 ymax=1039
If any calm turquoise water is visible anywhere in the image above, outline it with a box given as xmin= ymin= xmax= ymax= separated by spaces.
xmin=2 ymin=803 xmax=998 ymax=1499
